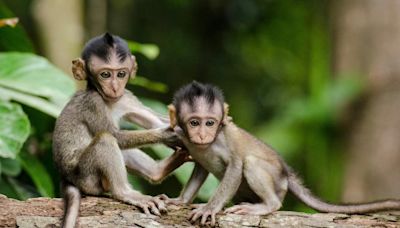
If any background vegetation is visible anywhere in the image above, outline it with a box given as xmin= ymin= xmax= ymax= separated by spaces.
xmin=1 ymin=0 xmax=399 ymax=213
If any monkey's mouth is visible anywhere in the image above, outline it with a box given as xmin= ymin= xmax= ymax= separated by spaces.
xmin=191 ymin=141 xmax=213 ymax=148
xmin=102 ymin=93 xmax=123 ymax=102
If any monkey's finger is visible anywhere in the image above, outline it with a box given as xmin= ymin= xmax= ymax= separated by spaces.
xmin=152 ymin=197 xmax=167 ymax=213
xmin=236 ymin=210 xmax=248 ymax=215
xmin=190 ymin=203 xmax=205 ymax=209
xmin=211 ymin=213 xmax=216 ymax=227
xmin=148 ymin=201 xmax=161 ymax=216
xmin=232 ymin=209 xmax=247 ymax=215
xmin=200 ymin=212 xmax=210 ymax=225
xmin=157 ymin=194 xmax=169 ymax=200
xmin=189 ymin=211 xmax=201 ymax=222
xmin=224 ymin=206 xmax=241 ymax=213
xmin=185 ymin=155 xmax=193 ymax=162
xmin=140 ymin=204 xmax=151 ymax=215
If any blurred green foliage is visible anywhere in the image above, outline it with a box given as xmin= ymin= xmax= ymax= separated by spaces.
xmin=0 ymin=1 xmax=76 ymax=198
xmin=0 ymin=2 xmax=189 ymax=201
xmin=0 ymin=0 xmax=364 ymax=213
xmin=109 ymin=0 xmax=363 ymax=210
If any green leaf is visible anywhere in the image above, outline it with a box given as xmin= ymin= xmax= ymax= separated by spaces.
xmin=0 ymin=100 xmax=30 ymax=159
xmin=127 ymin=41 xmax=160 ymax=60
xmin=0 ymin=177 xmax=22 ymax=200
xmin=0 ymin=86 xmax=62 ymax=117
xmin=0 ymin=3 xmax=35 ymax=52
xmin=18 ymin=150 xmax=54 ymax=197
xmin=198 ymin=175 xmax=219 ymax=201
xmin=0 ymin=157 xmax=21 ymax=176
xmin=128 ymin=175 xmax=146 ymax=193
xmin=129 ymin=76 xmax=168 ymax=93
xmin=5 ymin=176 xmax=33 ymax=200
xmin=0 ymin=52 xmax=76 ymax=108
xmin=139 ymin=97 xmax=169 ymax=116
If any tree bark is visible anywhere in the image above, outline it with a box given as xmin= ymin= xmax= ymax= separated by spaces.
xmin=1 ymin=194 xmax=399 ymax=227
xmin=32 ymin=0 xmax=84 ymax=74
xmin=332 ymin=0 xmax=400 ymax=202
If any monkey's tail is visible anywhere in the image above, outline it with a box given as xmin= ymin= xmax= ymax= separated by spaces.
xmin=283 ymin=163 xmax=400 ymax=214
xmin=61 ymin=182 xmax=81 ymax=228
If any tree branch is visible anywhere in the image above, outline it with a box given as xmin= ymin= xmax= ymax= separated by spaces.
xmin=1 ymin=194 xmax=399 ymax=227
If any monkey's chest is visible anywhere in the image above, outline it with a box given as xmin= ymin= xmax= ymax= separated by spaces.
xmin=189 ymin=145 xmax=229 ymax=180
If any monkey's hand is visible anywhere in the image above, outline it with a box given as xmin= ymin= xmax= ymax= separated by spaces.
xmin=160 ymin=127 xmax=184 ymax=148
xmin=129 ymin=194 xmax=168 ymax=216
xmin=172 ymin=147 xmax=193 ymax=162
xmin=162 ymin=196 xmax=186 ymax=206
xmin=189 ymin=203 xmax=221 ymax=226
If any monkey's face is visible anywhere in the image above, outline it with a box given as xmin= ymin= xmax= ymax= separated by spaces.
xmin=180 ymin=98 xmax=223 ymax=149
xmin=88 ymin=52 xmax=136 ymax=102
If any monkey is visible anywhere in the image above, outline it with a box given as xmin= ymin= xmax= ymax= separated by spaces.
xmin=166 ymin=81 xmax=400 ymax=226
xmin=53 ymin=33 xmax=189 ymax=228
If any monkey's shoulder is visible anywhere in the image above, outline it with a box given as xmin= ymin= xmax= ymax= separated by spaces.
xmin=222 ymin=122 xmax=280 ymax=159
xmin=62 ymin=90 xmax=107 ymax=114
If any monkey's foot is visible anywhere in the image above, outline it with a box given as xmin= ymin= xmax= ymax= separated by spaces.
xmin=116 ymin=194 xmax=167 ymax=216
xmin=189 ymin=204 xmax=220 ymax=226
xmin=224 ymin=203 xmax=277 ymax=215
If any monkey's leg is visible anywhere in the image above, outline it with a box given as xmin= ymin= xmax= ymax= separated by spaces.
xmin=61 ymin=182 xmax=81 ymax=228
xmin=78 ymin=132 xmax=166 ymax=215
xmin=122 ymin=148 xmax=188 ymax=184
xmin=225 ymin=156 xmax=286 ymax=215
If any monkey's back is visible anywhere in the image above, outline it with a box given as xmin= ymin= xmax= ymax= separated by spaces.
xmin=52 ymin=90 xmax=98 ymax=176
xmin=223 ymin=122 xmax=283 ymax=166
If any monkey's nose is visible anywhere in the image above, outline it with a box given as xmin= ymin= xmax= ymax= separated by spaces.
xmin=111 ymin=86 xmax=118 ymax=94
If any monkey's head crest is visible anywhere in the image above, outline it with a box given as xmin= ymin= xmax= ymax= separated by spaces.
xmin=72 ymin=33 xmax=135 ymax=82
xmin=168 ymin=81 xmax=230 ymax=129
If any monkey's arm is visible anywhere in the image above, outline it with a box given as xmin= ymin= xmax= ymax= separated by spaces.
xmin=122 ymin=148 xmax=190 ymax=184
xmin=178 ymin=163 xmax=209 ymax=203
xmin=123 ymin=93 xmax=169 ymax=129
xmin=190 ymin=158 xmax=243 ymax=226
xmin=84 ymin=99 xmax=175 ymax=150
xmin=115 ymin=128 xmax=176 ymax=150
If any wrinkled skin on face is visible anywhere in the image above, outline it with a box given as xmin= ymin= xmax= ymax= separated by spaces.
xmin=180 ymin=97 xmax=223 ymax=148
xmin=88 ymin=53 xmax=136 ymax=102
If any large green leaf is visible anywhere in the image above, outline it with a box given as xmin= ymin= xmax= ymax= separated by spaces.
xmin=0 ymin=3 xmax=34 ymax=52
xmin=18 ymin=150 xmax=54 ymax=197
xmin=0 ymin=157 xmax=21 ymax=176
xmin=0 ymin=100 xmax=30 ymax=159
xmin=0 ymin=52 xmax=76 ymax=116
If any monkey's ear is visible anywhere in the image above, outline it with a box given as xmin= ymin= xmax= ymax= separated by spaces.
xmin=129 ymin=55 xmax=138 ymax=78
xmin=168 ymin=104 xmax=177 ymax=128
xmin=72 ymin=58 xmax=87 ymax=81
xmin=222 ymin=103 xmax=231 ymax=125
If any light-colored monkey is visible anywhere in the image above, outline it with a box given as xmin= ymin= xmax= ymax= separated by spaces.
xmin=53 ymin=33 xmax=188 ymax=228
xmin=167 ymin=81 xmax=400 ymax=226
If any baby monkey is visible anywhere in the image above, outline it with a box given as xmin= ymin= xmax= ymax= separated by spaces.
xmin=53 ymin=33 xmax=187 ymax=228
xmin=167 ymin=81 xmax=400 ymax=226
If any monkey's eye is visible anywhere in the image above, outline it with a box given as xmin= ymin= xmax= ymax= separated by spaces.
xmin=205 ymin=120 xmax=215 ymax=127
xmin=117 ymin=71 xmax=127 ymax=78
xmin=100 ymin=71 xmax=111 ymax=78
xmin=189 ymin=120 xmax=200 ymax=127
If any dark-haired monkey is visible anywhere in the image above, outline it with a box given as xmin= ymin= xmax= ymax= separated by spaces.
xmin=167 ymin=81 xmax=400 ymax=226
xmin=53 ymin=33 xmax=188 ymax=228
